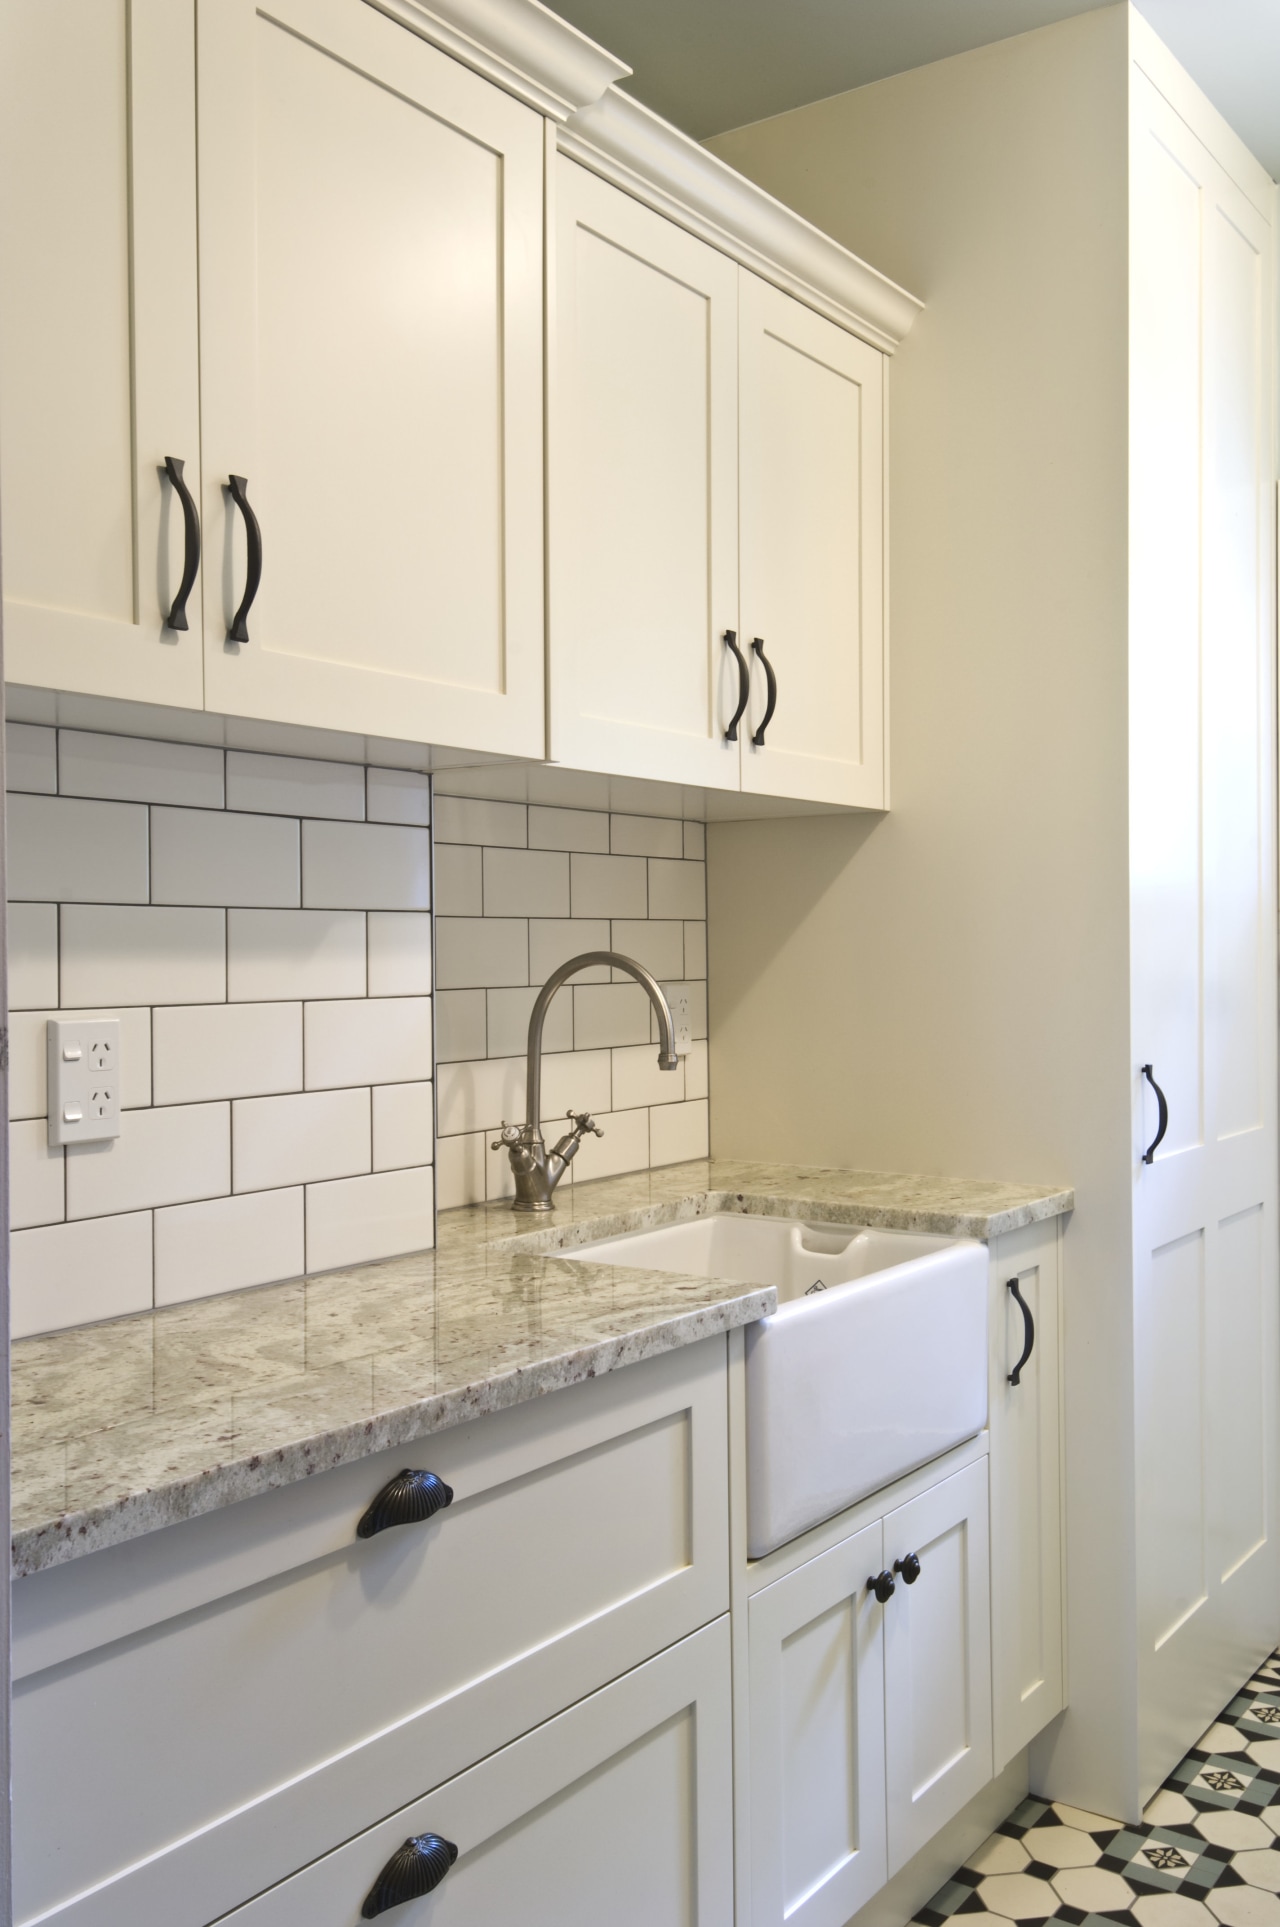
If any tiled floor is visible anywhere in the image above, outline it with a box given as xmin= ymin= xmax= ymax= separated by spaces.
xmin=918 ymin=1649 xmax=1280 ymax=1927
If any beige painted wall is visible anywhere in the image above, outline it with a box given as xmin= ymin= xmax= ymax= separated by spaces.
xmin=707 ymin=7 xmax=1144 ymax=1816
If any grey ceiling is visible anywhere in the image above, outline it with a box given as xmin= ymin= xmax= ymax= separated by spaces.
xmin=552 ymin=0 xmax=1280 ymax=180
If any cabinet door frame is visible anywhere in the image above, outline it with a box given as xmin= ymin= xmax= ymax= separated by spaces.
xmin=196 ymin=0 xmax=546 ymax=754
xmin=738 ymin=272 xmax=886 ymax=808
xmin=748 ymin=1518 xmax=889 ymax=1927
xmin=883 ymin=1456 xmax=992 ymax=1873
xmin=548 ymin=156 xmax=743 ymax=788
xmin=0 ymin=0 xmax=204 ymax=707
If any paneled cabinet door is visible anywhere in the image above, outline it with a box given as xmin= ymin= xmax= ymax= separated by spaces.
xmin=0 ymin=0 xmax=204 ymax=707
xmin=197 ymin=0 xmax=545 ymax=754
xmin=989 ymin=1222 xmax=1064 ymax=1771
xmin=220 ymin=1618 xmax=734 ymax=1926
xmin=748 ymin=1519 xmax=889 ymax=1927
xmin=549 ymin=158 xmax=742 ymax=788
xmin=738 ymin=273 xmax=886 ymax=808
xmin=883 ymin=1456 xmax=992 ymax=1873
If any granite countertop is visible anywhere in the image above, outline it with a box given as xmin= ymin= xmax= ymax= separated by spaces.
xmin=11 ymin=1158 xmax=1072 ymax=1577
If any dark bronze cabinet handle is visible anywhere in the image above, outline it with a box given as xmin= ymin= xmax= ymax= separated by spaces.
xmin=356 ymin=1468 xmax=454 ymax=1540
xmin=868 ymin=1569 xmax=895 ymax=1603
xmin=751 ymin=637 xmax=778 ymax=746
xmin=227 ymin=473 xmax=262 ymax=642
xmin=1141 ymin=1063 xmax=1168 ymax=1165
xmin=1007 ymin=1277 xmax=1035 ymax=1386
xmin=162 ymin=456 xmax=200 ymax=631
xmin=894 ymin=1552 xmax=921 ymax=1585
xmin=723 ymin=629 xmax=750 ymax=741
xmin=362 ymin=1833 xmax=458 ymax=1917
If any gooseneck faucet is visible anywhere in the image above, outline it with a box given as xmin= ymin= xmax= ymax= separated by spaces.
xmin=493 ymin=951 xmax=680 ymax=1212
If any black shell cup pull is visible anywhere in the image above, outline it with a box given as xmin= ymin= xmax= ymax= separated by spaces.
xmin=362 ymin=1834 xmax=458 ymax=1918
xmin=226 ymin=473 xmax=262 ymax=643
xmin=162 ymin=456 xmax=201 ymax=631
xmin=356 ymin=1468 xmax=454 ymax=1540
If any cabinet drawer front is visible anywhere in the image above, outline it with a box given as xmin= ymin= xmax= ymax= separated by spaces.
xmin=222 ymin=1616 xmax=733 ymax=1926
xmin=749 ymin=1519 xmax=889 ymax=1927
xmin=14 ymin=1342 xmax=728 ymax=1927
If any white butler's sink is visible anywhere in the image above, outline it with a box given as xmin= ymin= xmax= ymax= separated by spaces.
xmin=569 ymin=1213 xmax=988 ymax=1556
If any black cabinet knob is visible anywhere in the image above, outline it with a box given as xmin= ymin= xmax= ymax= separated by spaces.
xmin=894 ymin=1552 xmax=922 ymax=1585
xmin=362 ymin=1833 xmax=458 ymax=1917
xmin=868 ymin=1569 xmax=896 ymax=1603
xmin=357 ymin=1468 xmax=454 ymax=1540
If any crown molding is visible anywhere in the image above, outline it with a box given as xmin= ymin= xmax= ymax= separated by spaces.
xmin=367 ymin=0 xmax=629 ymax=122
xmin=558 ymin=89 xmax=922 ymax=352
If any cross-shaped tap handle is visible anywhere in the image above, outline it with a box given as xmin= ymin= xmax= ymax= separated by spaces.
xmin=491 ymin=1122 xmax=523 ymax=1150
xmin=568 ymin=1110 xmax=604 ymax=1137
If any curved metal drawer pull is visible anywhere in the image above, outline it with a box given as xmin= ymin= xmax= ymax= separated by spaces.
xmin=1007 ymin=1277 xmax=1035 ymax=1386
xmin=226 ymin=473 xmax=262 ymax=642
xmin=162 ymin=456 xmax=201 ymax=631
xmin=751 ymin=637 xmax=778 ymax=746
xmin=1141 ymin=1063 xmax=1168 ymax=1166
xmin=362 ymin=1833 xmax=458 ymax=1917
xmin=723 ymin=630 xmax=750 ymax=741
xmin=356 ymin=1468 xmax=454 ymax=1540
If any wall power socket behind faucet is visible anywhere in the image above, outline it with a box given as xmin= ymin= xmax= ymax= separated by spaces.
xmin=47 ymin=1017 xmax=121 ymax=1148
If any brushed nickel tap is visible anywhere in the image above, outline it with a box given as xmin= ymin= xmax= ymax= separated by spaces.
xmin=493 ymin=951 xmax=680 ymax=1212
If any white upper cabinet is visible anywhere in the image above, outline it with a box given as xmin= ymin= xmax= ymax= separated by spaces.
xmin=739 ymin=274 xmax=886 ymax=807
xmin=0 ymin=0 xmax=204 ymax=707
xmin=549 ymin=159 xmax=742 ymax=787
xmin=197 ymin=0 xmax=546 ymax=755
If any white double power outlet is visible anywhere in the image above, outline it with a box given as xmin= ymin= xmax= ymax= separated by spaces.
xmin=47 ymin=1017 xmax=122 ymax=1148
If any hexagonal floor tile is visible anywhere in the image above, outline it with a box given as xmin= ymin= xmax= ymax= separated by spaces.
xmin=1021 ymin=1825 xmax=1103 ymax=1869
xmin=976 ymin=1873 xmax=1060 ymax=1920
xmin=1051 ymin=1865 xmax=1135 ymax=1912
xmin=1195 ymin=1811 xmax=1275 ymax=1851
xmin=968 ymin=1835 xmax=1032 ymax=1876
xmin=1132 ymin=1893 xmax=1219 ymax=1927
xmin=1146 ymin=1791 xmax=1202 ymax=1828
xmin=1207 ymin=1887 xmax=1280 ymax=1927
xmin=1248 ymin=1743 xmax=1280 ymax=1773
xmin=1201 ymin=1725 xmax=1251 ymax=1755
xmin=1235 ymin=1851 xmax=1280 ymax=1892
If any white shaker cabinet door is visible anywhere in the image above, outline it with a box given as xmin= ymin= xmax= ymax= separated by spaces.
xmin=197 ymin=0 xmax=545 ymax=755
xmin=748 ymin=1518 xmax=889 ymax=1927
xmin=549 ymin=158 xmax=743 ymax=789
xmin=883 ymin=1456 xmax=992 ymax=1874
xmin=0 ymin=0 xmax=204 ymax=707
xmin=738 ymin=273 xmax=886 ymax=808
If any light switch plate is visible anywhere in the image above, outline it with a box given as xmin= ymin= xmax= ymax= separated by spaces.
xmin=47 ymin=1017 xmax=121 ymax=1147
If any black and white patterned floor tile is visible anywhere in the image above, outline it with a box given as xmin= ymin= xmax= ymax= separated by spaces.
xmin=916 ymin=1650 xmax=1280 ymax=1927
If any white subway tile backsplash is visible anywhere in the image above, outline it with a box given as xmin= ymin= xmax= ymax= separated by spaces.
xmin=9 ymin=1005 xmax=152 ymax=1119
xmin=540 ymin=1048 xmax=612 ymax=1121
xmin=8 ymin=901 xmax=58 ymax=1009
xmin=233 ymin=1087 xmax=370 ymax=1192
xmin=487 ymin=984 xmax=572 ymax=1059
xmin=434 ymin=989 xmax=487 ymax=1063
xmin=61 ymin=905 xmax=226 ymax=1007
xmin=684 ymin=820 xmax=706 ymax=860
xmin=684 ymin=921 xmax=708 ymax=980
xmin=67 ymin=1101 xmax=230 ymax=1219
xmin=59 ymin=730 xmax=224 ymax=806
xmin=612 ymin=1043 xmax=685 ymax=1111
xmin=435 ymin=1131 xmax=486 ymax=1210
xmin=650 ymin=1098 xmax=709 ymax=1167
xmin=528 ymin=919 xmax=610 ymax=984
xmin=367 ymin=912 xmax=433 ymax=997
xmin=155 ymin=1188 xmax=305 ymax=1306
xmin=151 ymin=806 xmax=300 ymax=908
xmin=152 ymin=1002 xmax=302 ymax=1105
xmin=570 ymin=1107 xmax=649 ymax=1183
xmin=483 ymin=847 xmax=570 ymax=919
xmin=226 ymin=750 xmax=365 ymax=820
xmin=306 ymin=1165 xmax=434 ymax=1270
xmin=435 ymin=844 xmax=482 ymax=916
xmin=436 ymin=918 xmax=527 ymax=989
xmin=648 ymin=857 xmax=706 ymax=919
xmin=10 ymin=1119 xmax=65 ymax=1229
xmin=8 ymin=793 xmax=149 ymax=903
xmin=611 ymin=814 xmax=683 ymax=858
xmin=11 ymin=1212 xmax=153 ymax=1338
xmin=366 ymin=766 xmax=430 ymax=827
xmin=6 ymin=722 xmax=57 ymax=793
xmin=610 ymin=920 xmax=684 ymax=981
xmin=434 ymin=795 xmax=526 ymax=847
xmin=436 ymin=1056 xmax=524 ymax=1137
xmin=305 ymin=996 xmax=432 ymax=1090
xmin=227 ymin=909 xmax=365 ymax=1002
xmin=569 ymin=853 xmax=647 ymax=919
xmin=372 ymin=1082 xmax=434 ymax=1172
xmin=528 ymin=805 xmax=609 ymax=853
xmin=573 ymin=983 xmax=653 ymax=1051
xmin=303 ymin=819 xmax=430 ymax=911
